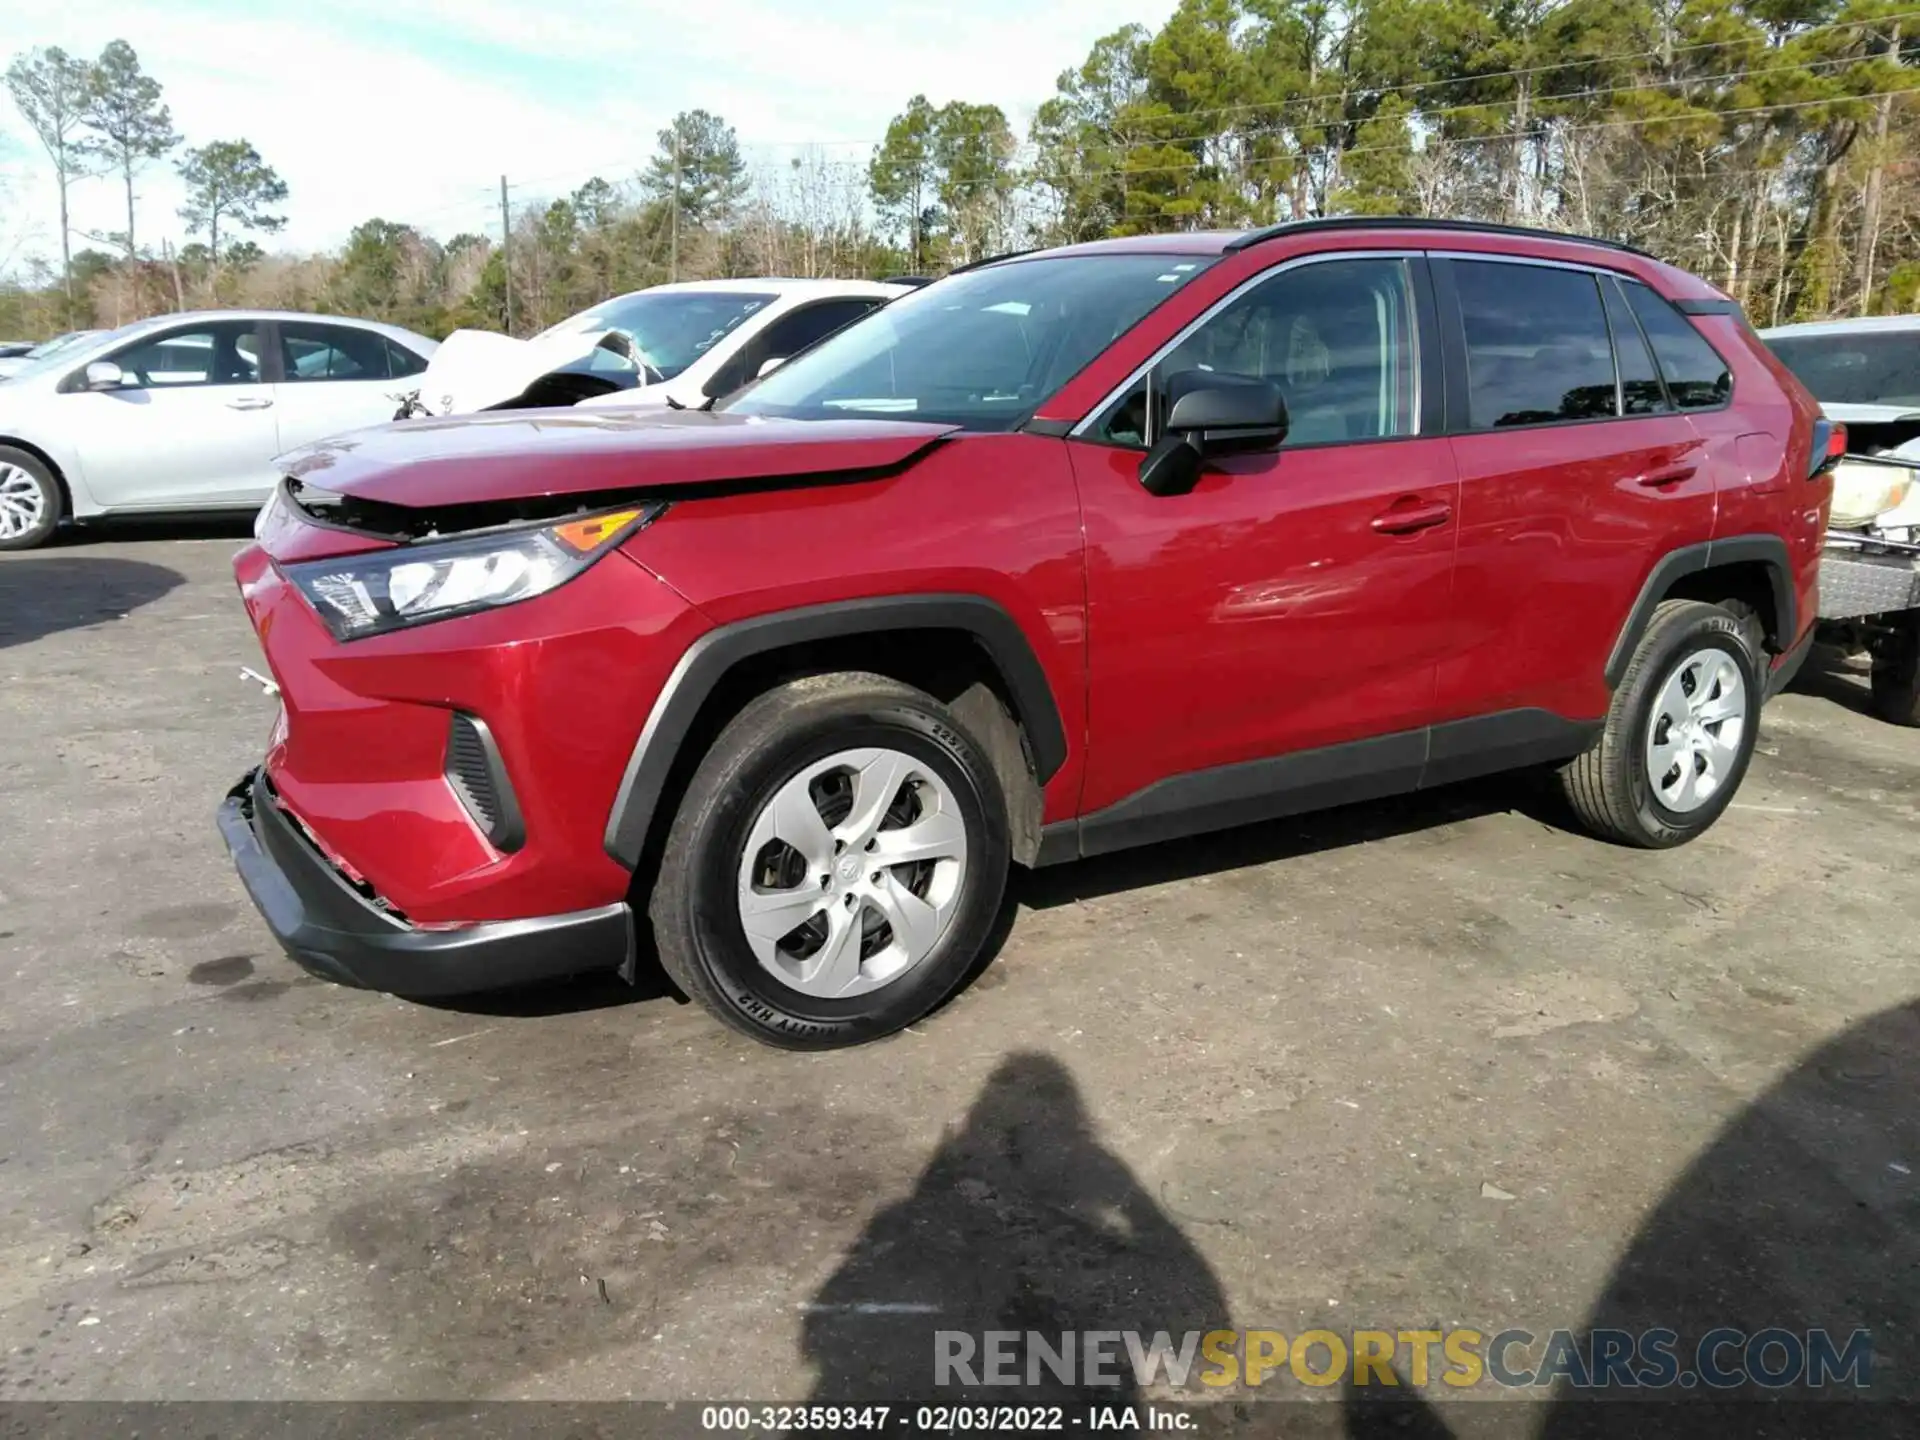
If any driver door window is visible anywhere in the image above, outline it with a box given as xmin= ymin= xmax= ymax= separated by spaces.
xmin=1097 ymin=257 xmax=1420 ymax=449
xmin=108 ymin=322 xmax=263 ymax=388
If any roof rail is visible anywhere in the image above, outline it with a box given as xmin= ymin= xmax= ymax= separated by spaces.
xmin=1224 ymin=215 xmax=1654 ymax=260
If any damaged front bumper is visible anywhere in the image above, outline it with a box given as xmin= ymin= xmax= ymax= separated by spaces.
xmin=217 ymin=769 xmax=632 ymax=997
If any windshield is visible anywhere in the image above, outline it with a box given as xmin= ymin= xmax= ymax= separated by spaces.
xmin=3 ymin=330 xmax=109 ymax=381
xmin=538 ymin=291 xmax=776 ymax=380
xmin=722 ymin=254 xmax=1215 ymax=429
xmin=1766 ymin=330 xmax=1920 ymax=408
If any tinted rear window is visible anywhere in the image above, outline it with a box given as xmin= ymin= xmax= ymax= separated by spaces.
xmin=1454 ymin=261 xmax=1618 ymax=429
xmin=1625 ymin=283 xmax=1731 ymax=409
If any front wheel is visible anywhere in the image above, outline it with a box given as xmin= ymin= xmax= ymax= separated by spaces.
xmin=1559 ymin=600 xmax=1762 ymax=848
xmin=0 ymin=446 xmax=61 ymax=551
xmin=649 ymin=672 xmax=1011 ymax=1049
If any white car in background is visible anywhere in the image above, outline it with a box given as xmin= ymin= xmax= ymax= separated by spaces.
xmin=0 ymin=311 xmax=437 ymax=551
xmin=0 ymin=329 xmax=105 ymax=380
xmin=406 ymin=278 xmax=911 ymax=416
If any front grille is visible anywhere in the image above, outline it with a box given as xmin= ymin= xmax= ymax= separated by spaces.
xmin=444 ymin=713 xmax=524 ymax=851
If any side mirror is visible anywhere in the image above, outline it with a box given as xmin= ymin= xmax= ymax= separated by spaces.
xmin=84 ymin=360 xmax=126 ymax=391
xmin=1138 ymin=378 xmax=1290 ymax=497
xmin=756 ymin=355 xmax=788 ymax=380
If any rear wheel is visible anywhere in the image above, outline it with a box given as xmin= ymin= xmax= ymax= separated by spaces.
xmin=649 ymin=673 xmax=1010 ymax=1049
xmin=1870 ymin=611 xmax=1920 ymax=727
xmin=0 ymin=446 xmax=60 ymax=551
xmin=1559 ymin=600 xmax=1761 ymax=847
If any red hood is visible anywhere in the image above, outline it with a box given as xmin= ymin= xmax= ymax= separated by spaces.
xmin=277 ymin=408 xmax=959 ymax=510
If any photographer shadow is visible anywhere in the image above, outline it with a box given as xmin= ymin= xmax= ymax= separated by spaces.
xmin=1344 ymin=1000 xmax=1920 ymax=1439
xmin=802 ymin=1052 xmax=1231 ymax=1407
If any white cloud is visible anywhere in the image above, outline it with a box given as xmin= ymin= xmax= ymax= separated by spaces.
xmin=1 ymin=0 xmax=1175 ymax=266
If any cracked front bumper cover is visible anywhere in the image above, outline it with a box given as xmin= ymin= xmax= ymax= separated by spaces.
xmin=216 ymin=769 xmax=631 ymax=997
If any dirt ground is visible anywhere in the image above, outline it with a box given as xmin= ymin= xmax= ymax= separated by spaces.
xmin=2 ymin=524 xmax=1918 ymax=1432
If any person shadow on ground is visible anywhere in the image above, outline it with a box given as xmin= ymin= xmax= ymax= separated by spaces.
xmin=1344 ymin=1000 xmax=1920 ymax=1440
xmin=802 ymin=1051 xmax=1232 ymax=1408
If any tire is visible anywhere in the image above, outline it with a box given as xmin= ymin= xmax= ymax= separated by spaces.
xmin=0 ymin=446 xmax=61 ymax=552
xmin=649 ymin=672 xmax=1011 ymax=1050
xmin=1869 ymin=611 xmax=1920 ymax=727
xmin=1558 ymin=600 xmax=1762 ymax=848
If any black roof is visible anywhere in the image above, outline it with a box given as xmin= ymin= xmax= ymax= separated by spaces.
xmin=1225 ymin=215 xmax=1654 ymax=260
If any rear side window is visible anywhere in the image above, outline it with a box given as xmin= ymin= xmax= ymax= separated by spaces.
xmin=1623 ymin=282 xmax=1731 ymax=409
xmin=1602 ymin=278 xmax=1667 ymax=416
xmin=1454 ymin=261 xmax=1617 ymax=429
xmin=280 ymin=322 xmax=395 ymax=382
xmin=386 ymin=339 xmax=427 ymax=378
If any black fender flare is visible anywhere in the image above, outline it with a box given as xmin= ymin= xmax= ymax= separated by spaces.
xmin=602 ymin=593 xmax=1070 ymax=868
xmin=1604 ymin=534 xmax=1796 ymax=688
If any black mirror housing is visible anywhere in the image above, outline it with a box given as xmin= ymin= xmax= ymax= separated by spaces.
xmin=1137 ymin=376 xmax=1290 ymax=496
xmin=1164 ymin=377 xmax=1290 ymax=455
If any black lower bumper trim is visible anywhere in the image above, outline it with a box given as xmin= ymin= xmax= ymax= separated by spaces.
xmin=217 ymin=769 xmax=632 ymax=998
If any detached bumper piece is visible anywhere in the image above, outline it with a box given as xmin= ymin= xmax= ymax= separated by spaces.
xmin=217 ymin=769 xmax=631 ymax=997
xmin=1820 ymin=550 xmax=1920 ymax=622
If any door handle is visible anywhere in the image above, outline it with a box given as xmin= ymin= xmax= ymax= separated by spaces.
xmin=1634 ymin=464 xmax=1697 ymax=488
xmin=226 ymin=396 xmax=274 ymax=411
xmin=1371 ymin=498 xmax=1453 ymax=535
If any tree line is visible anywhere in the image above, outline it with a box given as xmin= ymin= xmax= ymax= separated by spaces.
xmin=5 ymin=42 xmax=288 ymax=323
xmin=4 ymin=1 xmax=1916 ymax=342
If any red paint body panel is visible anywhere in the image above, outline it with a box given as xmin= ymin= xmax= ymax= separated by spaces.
xmin=279 ymin=409 xmax=958 ymax=510
xmin=236 ymin=535 xmax=707 ymax=923
xmin=1687 ymin=313 xmax=1832 ymax=658
xmin=1069 ymin=436 xmax=1460 ymax=813
xmin=1441 ymin=415 xmax=1712 ymax=723
xmin=629 ymin=434 xmax=1091 ymax=822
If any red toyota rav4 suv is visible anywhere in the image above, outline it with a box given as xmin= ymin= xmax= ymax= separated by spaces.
xmin=219 ymin=218 xmax=1834 ymax=1049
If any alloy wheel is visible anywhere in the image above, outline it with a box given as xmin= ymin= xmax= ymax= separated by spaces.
xmin=0 ymin=463 xmax=46 ymax=541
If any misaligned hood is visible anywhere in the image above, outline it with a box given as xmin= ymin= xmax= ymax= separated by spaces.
xmin=277 ymin=408 xmax=959 ymax=510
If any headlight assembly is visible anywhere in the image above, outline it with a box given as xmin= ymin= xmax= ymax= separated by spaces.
xmin=283 ymin=506 xmax=660 ymax=641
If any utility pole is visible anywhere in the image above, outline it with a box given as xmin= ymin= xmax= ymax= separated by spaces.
xmin=670 ymin=130 xmax=681 ymax=283
xmin=499 ymin=174 xmax=514 ymax=334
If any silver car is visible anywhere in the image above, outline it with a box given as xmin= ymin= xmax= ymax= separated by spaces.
xmin=0 ymin=311 xmax=437 ymax=550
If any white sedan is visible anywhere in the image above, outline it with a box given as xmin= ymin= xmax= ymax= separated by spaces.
xmin=0 ymin=310 xmax=436 ymax=550
xmin=407 ymin=278 xmax=911 ymax=416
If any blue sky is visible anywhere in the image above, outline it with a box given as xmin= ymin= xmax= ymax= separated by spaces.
xmin=1 ymin=0 xmax=1176 ymax=269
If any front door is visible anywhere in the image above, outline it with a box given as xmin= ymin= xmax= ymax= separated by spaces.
xmin=1067 ymin=254 xmax=1461 ymax=837
xmin=71 ymin=319 xmax=279 ymax=508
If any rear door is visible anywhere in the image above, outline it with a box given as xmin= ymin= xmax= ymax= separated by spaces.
xmin=68 ymin=319 xmax=279 ymax=508
xmin=1433 ymin=256 xmax=1714 ymax=736
xmin=270 ymin=321 xmax=427 ymax=455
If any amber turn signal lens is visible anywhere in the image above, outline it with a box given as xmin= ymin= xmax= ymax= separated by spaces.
xmin=550 ymin=509 xmax=645 ymax=554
